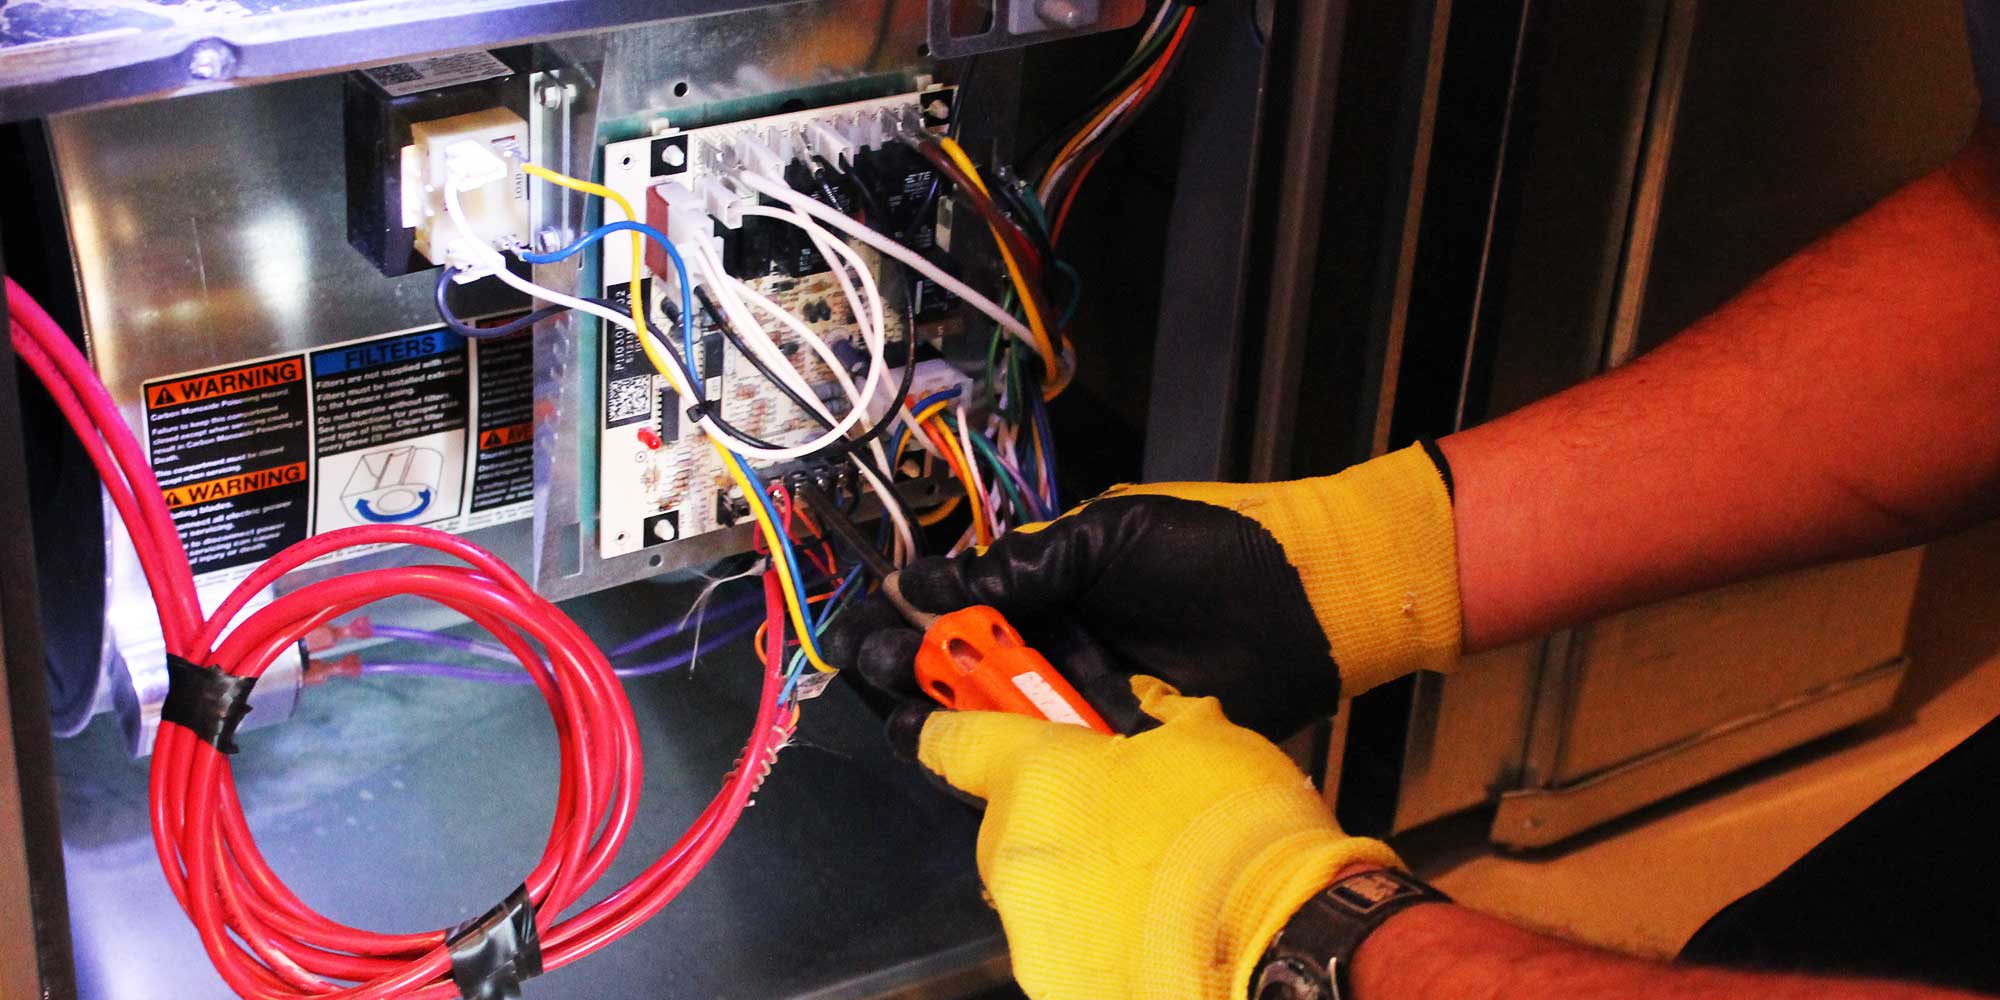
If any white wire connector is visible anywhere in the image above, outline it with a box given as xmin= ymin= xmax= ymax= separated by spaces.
xmin=655 ymin=181 xmax=723 ymax=267
xmin=698 ymin=178 xmax=750 ymax=229
xmin=805 ymin=122 xmax=855 ymax=168
xmin=735 ymin=128 xmax=790 ymax=179
xmin=443 ymin=138 xmax=509 ymax=190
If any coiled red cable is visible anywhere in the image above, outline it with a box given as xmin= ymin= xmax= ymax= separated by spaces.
xmin=8 ymin=278 xmax=794 ymax=998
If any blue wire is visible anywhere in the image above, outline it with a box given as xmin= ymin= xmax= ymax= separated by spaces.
xmin=725 ymin=448 xmax=826 ymax=667
xmin=519 ymin=220 xmax=698 ymax=375
xmin=1053 ymin=260 xmax=1084 ymax=333
xmin=1030 ymin=389 xmax=1060 ymax=510
xmin=889 ymin=386 xmax=967 ymax=459
xmin=781 ymin=570 xmax=863 ymax=702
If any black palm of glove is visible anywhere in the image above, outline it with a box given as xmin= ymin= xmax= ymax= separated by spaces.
xmin=823 ymin=492 xmax=1339 ymax=740
xmin=821 ymin=446 xmax=1464 ymax=741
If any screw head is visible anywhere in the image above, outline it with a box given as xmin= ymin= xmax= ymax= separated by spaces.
xmin=187 ymin=40 xmax=237 ymax=81
xmin=532 ymin=227 xmax=564 ymax=253
xmin=1035 ymin=0 xmax=1093 ymax=29
xmin=537 ymin=82 xmax=566 ymax=108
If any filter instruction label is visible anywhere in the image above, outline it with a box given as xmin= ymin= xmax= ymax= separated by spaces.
xmin=142 ymin=325 xmax=535 ymax=582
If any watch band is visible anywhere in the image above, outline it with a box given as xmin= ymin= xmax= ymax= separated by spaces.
xmin=1250 ymin=868 xmax=1450 ymax=1000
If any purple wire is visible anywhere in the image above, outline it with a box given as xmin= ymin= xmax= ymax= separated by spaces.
xmin=365 ymin=581 xmax=765 ymax=664
xmin=360 ymin=615 xmax=764 ymax=685
xmin=607 ymin=584 xmax=767 ymax=657
xmin=370 ymin=624 xmax=518 ymax=663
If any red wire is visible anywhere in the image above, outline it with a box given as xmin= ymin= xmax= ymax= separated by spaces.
xmin=6 ymin=277 xmax=794 ymax=998
xmin=1050 ymin=11 xmax=1195 ymax=244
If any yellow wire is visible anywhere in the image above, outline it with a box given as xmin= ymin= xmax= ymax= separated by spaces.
xmin=522 ymin=161 xmax=831 ymax=673
xmin=926 ymin=416 xmax=990 ymax=546
xmin=917 ymin=495 xmax=963 ymax=526
xmin=932 ymin=137 xmax=1063 ymax=397
xmin=714 ymin=439 xmax=835 ymax=673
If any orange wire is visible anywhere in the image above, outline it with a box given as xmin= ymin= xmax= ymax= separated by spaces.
xmin=1047 ymin=12 xmax=1193 ymax=238
xmin=922 ymin=418 xmax=990 ymax=546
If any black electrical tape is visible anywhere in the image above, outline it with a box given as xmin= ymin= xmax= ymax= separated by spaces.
xmin=161 ymin=654 xmax=257 ymax=754
xmin=447 ymin=883 xmax=542 ymax=1000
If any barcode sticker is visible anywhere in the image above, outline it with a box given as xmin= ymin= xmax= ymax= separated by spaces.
xmin=607 ymin=376 xmax=653 ymax=424
xmin=362 ymin=51 xmax=512 ymax=97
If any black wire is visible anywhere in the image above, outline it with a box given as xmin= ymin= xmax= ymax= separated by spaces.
xmin=819 ymin=154 xmax=890 ymax=229
xmin=694 ymin=286 xmax=835 ymax=431
xmin=1022 ymin=3 xmax=1187 ymax=183
xmin=434 ymin=268 xmax=568 ymax=338
xmin=793 ymin=478 xmax=897 ymax=579
xmin=660 ymin=297 xmax=791 ymax=452
xmin=990 ymin=174 xmax=1057 ymax=265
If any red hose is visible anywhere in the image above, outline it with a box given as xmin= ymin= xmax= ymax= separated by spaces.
xmin=7 ymin=277 xmax=796 ymax=997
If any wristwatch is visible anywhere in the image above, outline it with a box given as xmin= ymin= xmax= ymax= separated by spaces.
xmin=1249 ymin=868 xmax=1449 ymax=1000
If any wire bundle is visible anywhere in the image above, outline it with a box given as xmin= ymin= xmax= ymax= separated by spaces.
xmin=1032 ymin=0 xmax=1198 ymax=242
xmin=7 ymin=278 xmax=795 ymax=998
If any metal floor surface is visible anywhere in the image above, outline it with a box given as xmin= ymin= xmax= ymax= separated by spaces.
xmin=51 ymin=576 xmax=1001 ymax=999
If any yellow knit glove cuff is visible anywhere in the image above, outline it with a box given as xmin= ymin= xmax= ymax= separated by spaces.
xmin=918 ymin=677 xmax=1405 ymax=1000
xmin=1106 ymin=444 xmax=1462 ymax=695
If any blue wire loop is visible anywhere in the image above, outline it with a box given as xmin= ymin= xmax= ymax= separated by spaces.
xmin=518 ymin=220 xmax=698 ymax=371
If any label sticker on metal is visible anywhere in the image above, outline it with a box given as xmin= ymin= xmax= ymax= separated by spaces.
xmin=360 ymin=51 xmax=513 ymax=97
xmin=141 ymin=325 xmax=535 ymax=583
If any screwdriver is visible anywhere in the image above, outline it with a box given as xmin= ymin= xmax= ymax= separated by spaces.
xmin=789 ymin=478 xmax=1112 ymax=733
xmin=882 ymin=572 xmax=1113 ymax=733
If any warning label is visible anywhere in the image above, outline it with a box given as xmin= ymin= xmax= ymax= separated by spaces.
xmin=470 ymin=332 xmax=534 ymax=512
xmin=141 ymin=325 xmax=536 ymax=582
xmin=145 ymin=357 xmax=312 ymax=576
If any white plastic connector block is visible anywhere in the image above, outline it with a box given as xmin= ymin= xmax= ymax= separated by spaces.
xmin=805 ymin=122 xmax=856 ymax=168
xmin=865 ymin=359 xmax=976 ymax=458
xmin=655 ymin=180 xmax=724 ymax=274
xmin=407 ymin=106 xmax=530 ymax=267
xmin=735 ymin=128 xmax=790 ymax=179
xmin=698 ymin=178 xmax=749 ymax=229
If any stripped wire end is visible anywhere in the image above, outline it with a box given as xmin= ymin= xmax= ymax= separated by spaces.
xmin=302 ymin=615 xmax=374 ymax=653
xmin=301 ymin=653 xmax=364 ymax=687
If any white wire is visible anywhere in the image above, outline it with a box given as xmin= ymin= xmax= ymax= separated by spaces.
xmin=954 ymin=403 xmax=997 ymax=537
xmin=454 ymin=167 xmax=915 ymax=558
xmin=848 ymin=454 xmax=915 ymax=565
xmin=734 ymin=171 xmax=1039 ymax=352
xmin=451 ymin=182 xmax=876 ymax=462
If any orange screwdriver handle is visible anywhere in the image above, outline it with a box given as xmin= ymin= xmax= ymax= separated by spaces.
xmin=913 ymin=605 xmax=1114 ymax=734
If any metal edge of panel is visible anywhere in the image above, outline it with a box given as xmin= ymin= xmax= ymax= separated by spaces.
xmin=791 ymin=940 xmax=1012 ymax=999
xmin=1244 ymin=0 xmax=1351 ymax=483
xmin=1599 ymin=0 xmax=1699 ymax=371
xmin=1140 ymin=0 xmax=1274 ymax=482
xmin=1390 ymin=0 xmax=1689 ymax=831
xmin=923 ymin=0 xmax=1145 ymax=59
xmin=1490 ymin=655 xmax=1909 ymax=850
xmin=1364 ymin=0 xmax=1451 ymax=459
xmin=0 ymin=0 xmax=1147 ymax=124
xmin=0 ymin=269 xmax=78 ymax=998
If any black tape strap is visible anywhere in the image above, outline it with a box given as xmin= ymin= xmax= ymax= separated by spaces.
xmin=447 ymin=884 xmax=542 ymax=1000
xmin=161 ymin=655 xmax=257 ymax=754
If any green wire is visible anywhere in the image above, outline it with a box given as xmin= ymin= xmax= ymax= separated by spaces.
xmin=965 ymin=428 xmax=1031 ymax=524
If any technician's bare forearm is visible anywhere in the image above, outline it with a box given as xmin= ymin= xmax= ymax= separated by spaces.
xmin=1353 ymin=902 xmax=1990 ymax=1000
xmin=1442 ymin=125 xmax=2000 ymax=650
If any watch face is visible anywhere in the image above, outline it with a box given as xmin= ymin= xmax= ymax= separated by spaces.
xmin=1330 ymin=871 xmax=1425 ymax=914
xmin=1252 ymin=957 xmax=1332 ymax=1000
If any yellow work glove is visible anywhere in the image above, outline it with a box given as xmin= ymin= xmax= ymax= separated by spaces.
xmin=902 ymin=676 xmax=1404 ymax=1000
xmin=827 ymin=443 xmax=1460 ymax=739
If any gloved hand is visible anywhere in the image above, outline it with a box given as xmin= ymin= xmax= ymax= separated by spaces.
xmin=825 ymin=442 xmax=1461 ymax=739
xmin=899 ymin=675 xmax=1403 ymax=999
